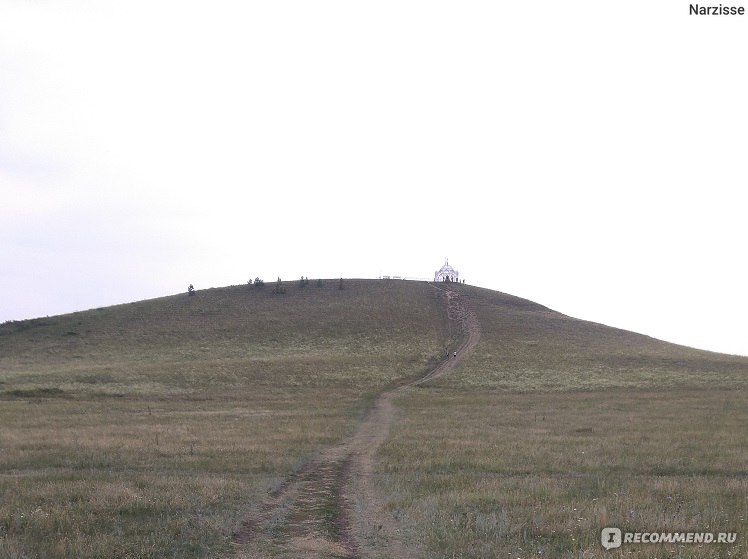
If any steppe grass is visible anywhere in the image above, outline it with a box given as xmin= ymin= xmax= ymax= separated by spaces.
xmin=0 ymin=280 xmax=446 ymax=558
xmin=443 ymin=285 xmax=748 ymax=391
xmin=0 ymin=394 xmax=349 ymax=558
xmin=2 ymin=280 xmax=747 ymax=558
xmin=374 ymin=285 xmax=748 ymax=558
xmin=380 ymin=388 xmax=748 ymax=558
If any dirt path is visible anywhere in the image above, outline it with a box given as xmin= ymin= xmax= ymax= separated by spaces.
xmin=232 ymin=286 xmax=480 ymax=559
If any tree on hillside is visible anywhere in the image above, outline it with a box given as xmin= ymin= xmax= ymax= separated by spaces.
xmin=299 ymin=276 xmax=309 ymax=288
xmin=273 ymin=277 xmax=286 ymax=294
xmin=253 ymin=277 xmax=264 ymax=288
xmin=188 ymin=284 xmax=195 ymax=296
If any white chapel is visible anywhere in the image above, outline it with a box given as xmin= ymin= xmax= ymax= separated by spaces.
xmin=434 ymin=259 xmax=459 ymax=283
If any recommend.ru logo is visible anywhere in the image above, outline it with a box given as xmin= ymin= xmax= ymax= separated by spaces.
xmin=601 ymin=527 xmax=737 ymax=550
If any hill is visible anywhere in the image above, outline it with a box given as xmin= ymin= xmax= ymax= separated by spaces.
xmin=450 ymin=284 xmax=748 ymax=391
xmin=0 ymin=280 xmax=449 ymax=399
xmin=2 ymin=280 xmax=744 ymax=397
xmin=1 ymin=279 xmax=747 ymax=559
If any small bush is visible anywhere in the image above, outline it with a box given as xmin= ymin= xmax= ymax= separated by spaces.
xmin=273 ymin=277 xmax=286 ymax=294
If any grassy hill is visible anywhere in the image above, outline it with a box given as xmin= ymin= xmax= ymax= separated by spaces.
xmin=0 ymin=280 xmax=448 ymax=558
xmin=449 ymin=284 xmax=748 ymax=391
xmin=1 ymin=279 xmax=747 ymax=558
xmin=4 ymin=281 xmax=743 ymax=397
xmin=0 ymin=280 xmax=448 ymax=399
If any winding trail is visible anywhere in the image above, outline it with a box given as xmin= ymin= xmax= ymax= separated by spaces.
xmin=232 ymin=286 xmax=480 ymax=558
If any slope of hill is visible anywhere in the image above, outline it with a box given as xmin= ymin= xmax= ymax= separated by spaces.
xmin=1 ymin=279 xmax=746 ymax=559
xmin=0 ymin=280 xmax=450 ymax=559
xmin=0 ymin=280 xmax=448 ymax=399
xmin=3 ymin=280 xmax=744 ymax=396
xmin=448 ymin=284 xmax=748 ymax=391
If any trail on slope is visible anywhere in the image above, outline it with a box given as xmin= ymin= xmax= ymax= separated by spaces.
xmin=232 ymin=287 xmax=480 ymax=559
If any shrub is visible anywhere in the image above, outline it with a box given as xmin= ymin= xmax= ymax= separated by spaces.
xmin=273 ymin=277 xmax=286 ymax=294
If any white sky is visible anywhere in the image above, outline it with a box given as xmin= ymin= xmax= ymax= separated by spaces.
xmin=1 ymin=1 xmax=746 ymax=355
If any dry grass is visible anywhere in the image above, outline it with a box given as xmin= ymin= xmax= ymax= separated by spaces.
xmin=0 ymin=280 xmax=446 ymax=558
xmin=0 ymin=393 xmax=355 ymax=558
xmin=369 ymin=285 xmax=748 ymax=558
xmin=2 ymin=280 xmax=747 ymax=558
xmin=379 ymin=388 xmax=748 ymax=558
xmin=437 ymin=285 xmax=748 ymax=391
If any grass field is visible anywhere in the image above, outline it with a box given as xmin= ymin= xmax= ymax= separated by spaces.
xmin=1 ymin=280 xmax=746 ymax=558
xmin=0 ymin=280 xmax=447 ymax=558
xmin=373 ymin=285 xmax=748 ymax=558
xmin=379 ymin=389 xmax=748 ymax=558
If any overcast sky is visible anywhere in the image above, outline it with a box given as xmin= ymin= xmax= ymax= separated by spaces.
xmin=1 ymin=1 xmax=746 ymax=355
